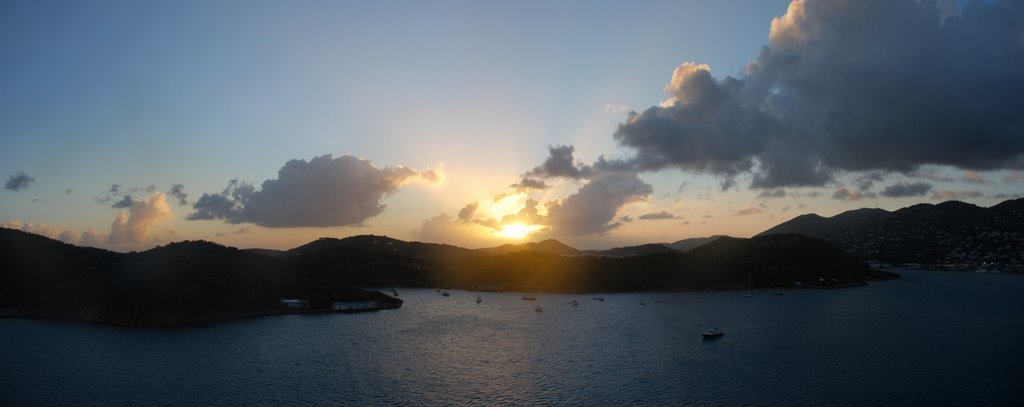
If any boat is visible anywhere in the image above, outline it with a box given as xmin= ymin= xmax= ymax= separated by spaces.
xmin=569 ymin=299 xmax=578 ymax=306
xmin=640 ymin=299 xmax=646 ymax=306
xmin=534 ymin=305 xmax=543 ymax=313
xmin=741 ymin=273 xmax=756 ymax=297
xmin=476 ymin=293 xmax=482 ymax=304
xmin=592 ymin=296 xmax=605 ymax=301
xmin=441 ymin=290 xmax=450 ymax=297
xmin=701 ymin=328 xmax=724 ymax=339
xmin=391 ymin=288 xmax=399 ymax=298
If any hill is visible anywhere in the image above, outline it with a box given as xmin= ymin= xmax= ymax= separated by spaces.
xmin=584 ymin=243 xmax=678 ymax=257
xmin=2 ymin=227 xmax=895 ymax=326
xmin=758 ymin=198 xmax=1024 ymax=265
xmin=287 ymin=234 xmax=480 ymax=261
xmin=0 ymin=230 xmax=400 ymax=327
xmin=665 ymin=235 xmax=727 ymax=252
xmin=476 ymin=239 xmax=581 ymax=256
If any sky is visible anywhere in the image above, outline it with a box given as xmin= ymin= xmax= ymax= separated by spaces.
xmin=2 ymin=0 xmax=1023 ymax=251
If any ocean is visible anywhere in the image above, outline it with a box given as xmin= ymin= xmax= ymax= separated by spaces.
xmin=2 ymin=270 xmax=1022 ymax=405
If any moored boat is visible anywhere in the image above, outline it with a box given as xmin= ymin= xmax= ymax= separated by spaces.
xmin=702 ymin=328 xmax=724 ymax=339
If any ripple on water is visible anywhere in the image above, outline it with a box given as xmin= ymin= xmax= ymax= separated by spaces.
xmin=2 ymin=271 xmax=1024 ymax=405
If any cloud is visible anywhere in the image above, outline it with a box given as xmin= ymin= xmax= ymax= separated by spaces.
xmin=854 ymin=172 xmax=885 ymax=191
xmin=525 ymin=145 xmax=593 ymax=179
xmin=109 ymin=193 xmax=173 ymax=245
xmin=605 ymin=104 xmax=630 ymax=114
xmin=416 ymin=213 xmax=485 ymax=247
xmin=500 ymin=199 xmax=546 ymax=226
xmin=457 ymin=202 xmax=479 ymax=223
xmin=961 ymin=171 xmax=990 ymax=185
xmin=510 ymin=177 xmax=549 ymax=191
xmin=3 ymin=220 xmax=60 ymax=239
xmin=188 ymin=154 xmax=434 ymax=228
xmin=734 ymin=206 xmax=763 ymax=216
xmin=1003 ymin=170 xmax=1024 ymax=184
xmin=931 ymin=190 xmax=983 ymax=200
xmin=79 ymin=229 xmax=106 ymax=247
xmin=544 ymin=171 xmax=652 ymax=235
xmin=880 ymin=182 xmax=933 ymax=198
xmin=168 ymin=183 xmax=189 ymax=205
xmin=3 ymin=220 xmax=109 ymax=247
xmin=418 ymin=165 xmax=448 ymax=187
xmin=638 ymin=211 xmax=676 ymax=220
xmin=5 ymin=171 xmax=36 ymax=191
xmin=609 ymin=0 xmax=1024 ymax=188
xmin=990 ymin=192 xmax=1023 ymax=200
xmin=110 ymin=195 xmax=134 ymax=209
xmin=832 ymin=187 xmax=876 ymax=202
xmin=758 ymin=189 xmax=786 ymax=198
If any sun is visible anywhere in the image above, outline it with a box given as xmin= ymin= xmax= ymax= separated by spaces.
xmin=495 ymin=223 xmax=543 ymax=239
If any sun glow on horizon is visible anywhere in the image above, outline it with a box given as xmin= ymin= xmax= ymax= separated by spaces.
xmin=495 ymin=223 xmax=544 ymax=239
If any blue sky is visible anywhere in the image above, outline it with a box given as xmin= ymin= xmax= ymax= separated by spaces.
xmin=2 ymin=0 xmax=1022 ymax=250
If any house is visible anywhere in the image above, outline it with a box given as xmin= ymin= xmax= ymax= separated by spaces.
xmin=331 ymin=301 xmax=385 ymax=312
xmin=279 ymin=298 xmax=309 ymax=308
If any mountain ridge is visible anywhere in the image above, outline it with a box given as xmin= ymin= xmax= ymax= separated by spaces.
xmin=758 ymin=198 xmax=1024 ymax=265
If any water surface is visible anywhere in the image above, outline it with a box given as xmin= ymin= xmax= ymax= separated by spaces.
xmin=2 ymin=270 xmax=1022 ymax=405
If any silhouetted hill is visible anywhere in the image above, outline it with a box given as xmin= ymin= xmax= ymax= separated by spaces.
xmin=2 ymin=227 xmax=895 ymax=326
xmin=665 ymin=235 xmax=727 ymax=252
xmin=585 ymin=243 xmax=678 ymax=257
xmin=690 ymin=234 xmax=883 ymax=287
xmin=439 ymin=233 xmax=882 ymax=293
xmin=758 ymin=198 xmax=1024 ymax=265
xmin=1 ymin=231 xmax=400 ymax=327
xmin=288 ymin=235 xmax=479 ymax=261
xmin=477 ymin=239 xmax=581 ymax=256
xmin=0 ymin=228 xmax=122 ymax=308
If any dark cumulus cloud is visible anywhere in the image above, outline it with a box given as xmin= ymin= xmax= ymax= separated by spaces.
xmin=168 ymin=183 xmax=189 ymax=205
xmin=525 ymin=145 xmax=593 ymax=179
xmin=110 ymin=195 xmax=134 ymax=209
xmin=544 ymin=171 xmax=652 ymax=236
xmin=638 ymin=211 xmax=676 ymax=220
xmin=612 ymin=0 xmax=1024 ymax=188
xmin=5 ymin=171 xmax=35 ymax=191
xmin=516 ymin=145 xmax=654 ymax=236
xmin=880 ymin=182 xmax=933 ymax=198
xmin=188 ymin=154 xmax=426 ymax=227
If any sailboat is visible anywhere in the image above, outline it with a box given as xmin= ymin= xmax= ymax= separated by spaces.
xmin=741 ymin=273 xmax=756 ymax=297
xmin=772 ymin=281 xmax=784 ymax=295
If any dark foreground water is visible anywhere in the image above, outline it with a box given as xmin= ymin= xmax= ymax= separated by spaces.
xmin=2 ymin=270 xmax=1023 ymax=405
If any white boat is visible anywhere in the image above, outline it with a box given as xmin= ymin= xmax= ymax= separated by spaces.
xmin=702 ymin=328 xmax=724 ymax=339
xmin=534 ymin=305 xmax=543 ymax=313
xmin=521 ymin=293 xmax=536 ymax=300
xmin=741 ymin=273 xmax=756 ymax=297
